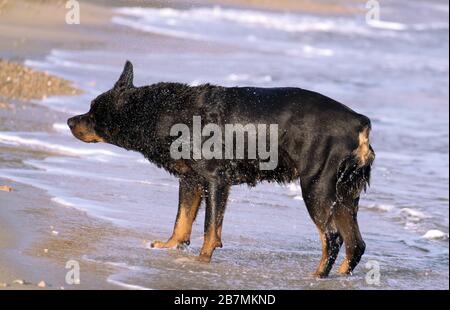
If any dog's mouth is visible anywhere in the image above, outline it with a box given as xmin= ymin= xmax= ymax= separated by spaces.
xmin=67 ymin=115 xmax=105 ymax=143
xmin=71 ymin=130 xmax=105 ymax=143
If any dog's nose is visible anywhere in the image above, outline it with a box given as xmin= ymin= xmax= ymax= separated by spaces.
xmin=67 ymin=117 xmax=76 ymax=129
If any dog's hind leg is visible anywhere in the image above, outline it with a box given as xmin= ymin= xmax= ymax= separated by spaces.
xmin=315 ymin=228 xmax=343 ymax=278
xmin=334 ymin=199 xmax=366 ymax=275
xmin=151 ymin=177 xmax=203 ymax=249
xmin=197 ymin=179 xmax=230 ymax=262
xmin=301 ymin=170 xmax=343 ymax=278
xmin=334 ymin=127 xmax=373 ymax=274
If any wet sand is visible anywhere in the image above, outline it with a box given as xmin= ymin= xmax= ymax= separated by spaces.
xmin=0 ymin=180 xmax=127 ymax=289
xmin=0 ymin=0 xmax=112 ymax=61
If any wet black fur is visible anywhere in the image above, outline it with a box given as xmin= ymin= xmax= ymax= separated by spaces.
xmin=68 ymin=61 xmax=375 ymax=277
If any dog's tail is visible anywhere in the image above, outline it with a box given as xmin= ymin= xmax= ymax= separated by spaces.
xmin=336 ymin=119 xmax=375 ymax=202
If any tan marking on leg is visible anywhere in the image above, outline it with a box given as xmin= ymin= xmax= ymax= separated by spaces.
xmin=172 ymin=191 xmax=202 ymax=242
xmin=312 ymin=229 xmax=328 ymax=277
xmin=335 ymin=207 xmax=365 ymax=275
xmin=338 ymin=259 xmax=351 ymax=274
xmin=151 ymin=188 xmax=202 ymax=249
xmin=198 ymin=228 xmax=222 ymax=262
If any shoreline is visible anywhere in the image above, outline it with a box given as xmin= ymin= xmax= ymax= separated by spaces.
xmin=0 ymin=0 xmax=121 ymax=289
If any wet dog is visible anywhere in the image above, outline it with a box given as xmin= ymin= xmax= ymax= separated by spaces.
xmin=68 ymin=61 xmax=374 ymax=277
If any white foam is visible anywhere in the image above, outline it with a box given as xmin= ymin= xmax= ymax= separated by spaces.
xmin=367 ymin=20 xmax=408 ymax=31
xmin=422 ymin=230 xmax=449 ymax=240
xmin=411 ymin=22 xmax=449 ymax=31
xmin=52 ymin=123 xmax=71 ymax=134
xmin=287 ymin=183 xmax=301 ymax=193
xmin=83 ymin=256 xmax=144 ymax=272
xmin=287 ymin=46 xmax=335 ymax=57
xmin=365 ymin=203 xmax=395 ymax=212
xmin=368 ymin=19 xmax=449 ymax=32
xmin=51 ymin=197 xmax=76 ymax=208
xmin=112 ymin=16 xmax=207 ymax=41
xmin=189 ymin=79 xmax=204 ymax=86
xmin=107 ymin=277 xmax=153 ymax=290
xmin=226 ymin=73 xmax=273 ymax=83
xmin=24 ymin=159 xmax=173 ymax=189
xmin=400 ymin=208 xmax=430 ymax=221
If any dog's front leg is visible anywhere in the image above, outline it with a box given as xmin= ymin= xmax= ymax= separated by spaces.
xmin=197 ymin=180 xmax=230 ymax=262
xmin=151 ymin=177 xmax=203 ymax=249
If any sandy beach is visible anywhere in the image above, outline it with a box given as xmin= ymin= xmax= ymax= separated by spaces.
xmin=1 ymin=0 xmax=448 ymax=290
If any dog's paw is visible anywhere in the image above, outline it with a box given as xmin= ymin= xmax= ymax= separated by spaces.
xmin=195 ymin=255 xmax=212 ymax=263
xmin=150 ymin=239 xmax=190 ymax=250
xmin=176 ymin=255 xmax=211 ymax=263
xmin=150 ymin=240 xmax=176 ymax=249
xmin=309 ymin=271 xmax=329 ymax=279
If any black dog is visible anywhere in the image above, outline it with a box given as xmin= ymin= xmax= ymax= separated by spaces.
xmin=68 ymin=61 xmax=374 ymax=277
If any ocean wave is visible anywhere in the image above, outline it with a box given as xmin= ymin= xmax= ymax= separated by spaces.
xmin=364 ymin=203 xmax=395 ymax=212
xmin=0 ymin=132 xmax=120 ymax=158
xmin=114 ymin=6 xmax=448 ymax=45
xmin=115 ymin=6 xmax=368 ymax=36
xmin=23 ymin=159 xmax=172 ymax=189
xmin=111 ymin=7 xmax=356 ymax=57
xmin=26 ymin=57 xmax=116 ymax=73
xmin=399 ymin=208 xmax=431 ymax=222
xmin=28 ymin=93 xmax=89 ymax=115
xmin=361 ymin=202 xmax=442 ymax=238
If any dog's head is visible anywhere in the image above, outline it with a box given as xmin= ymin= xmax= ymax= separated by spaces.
xmin=67 ymin=61 xmax=134 ymax=144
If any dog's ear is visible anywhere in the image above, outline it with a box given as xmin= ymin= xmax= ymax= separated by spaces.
xmin=114 ymin=60 xmax=134 ymax=90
